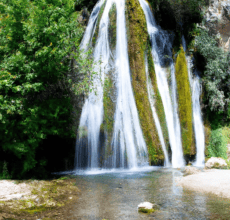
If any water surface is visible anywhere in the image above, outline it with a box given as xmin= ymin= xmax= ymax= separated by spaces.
xmin=65 ymin=168 xmax=230 ymax=219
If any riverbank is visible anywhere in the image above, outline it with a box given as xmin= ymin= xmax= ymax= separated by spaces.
xmin=0 ymin=177 xmax=79 ymax=219
xmin=176 ymin=168 xmax=230 ymax=200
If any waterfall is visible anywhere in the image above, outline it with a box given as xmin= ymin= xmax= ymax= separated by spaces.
xmin=80 ymin=0 xmax=105 ymax=51
xmin=183 ymin=36 xmax=205 ymax=167
xmin=76 ymin=0 xmax=114 ymax=168
xmin=145 ymin=57 xmax=170 ymax=167
xmin=76 ymin=0 xmax=149 ymax=169
xmin=139 ymin=0 xmax=185 ymax=168
xmin=192 ymin=73 xmax=205 ymax=167
xmin=75 ymin=0 xmax=205 ymax=170
xmin=111 ymin=0 xmax=148 ymax=168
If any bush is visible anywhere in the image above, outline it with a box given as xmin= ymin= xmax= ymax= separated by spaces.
xmin=207 ymin=128 xmax=228 ymax=159
xmin=195 ymin=29 xmax=230 ymax=112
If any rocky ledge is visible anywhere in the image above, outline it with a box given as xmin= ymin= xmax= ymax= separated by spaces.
xmin=0 ymin=177 xmax=79 ymax=219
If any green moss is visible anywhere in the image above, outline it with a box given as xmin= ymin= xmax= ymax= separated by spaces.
xmin=138 ymin=208 xmax=155 ymax=214
xmin=126 ymin=0 xmax=164 ymax=165
xmin=92 ymin=1 xmax=106 ymax=47
xmin=175 ymin=46 xmax=194 ymax=155
xmin=102 ymin=75 xmax=116 ymax=159
xmin=109 ymin=4 xmax=117 ymax=51
xmin=147 ymin=45 xmax=169 ymax=151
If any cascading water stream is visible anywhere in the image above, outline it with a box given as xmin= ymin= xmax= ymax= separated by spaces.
xmin=170 ymin=63 xmax=184 ymax=165
xmin=192 ymin=73 xmax=205 ymax=167
xmin=76 ymin=0 xmax=114 ymax=168
xmin=183 ymin=37 xmax=205 ymax=167
xmin=145 ymin=58 xmax=170 ymax=167
xmin=80 ymin=0 xmax=105 ymax=51
xmin=111 ymin=0 xmax=148 ymax=168
xmin=139 ymin=0 xmax=185 ymax=168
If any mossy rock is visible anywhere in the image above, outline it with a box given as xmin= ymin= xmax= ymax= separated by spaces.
xmin=101 ymin=73 xmax=116 ymax=163
xmin=138 ymin=208 xmax=155 ymax=214
xmin=109 ymin=3 xmax=117 ymax=51
xmin=126 ymin=0 xmax=164 ymax=165
xmin=175 ymin=46 xmax=194 ymax=156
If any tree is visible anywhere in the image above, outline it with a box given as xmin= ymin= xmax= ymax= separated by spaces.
xmin=0 ymin=0 xmax=88 ymax=178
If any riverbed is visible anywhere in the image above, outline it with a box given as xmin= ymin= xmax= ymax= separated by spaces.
xmin=66 ymin=167 xmax=230 ymax=220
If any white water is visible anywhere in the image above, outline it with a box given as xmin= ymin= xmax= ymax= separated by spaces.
xmin=139 ymin=0 xmax=185 ymax=168
xmin=192 ymin=73 xmax=205 ymax=167
xmin=111 ymin=0 xmax=148 ymax=168
xmin=80 ymin=0 xmax=105 ymax=51
xmin=76 ymin=0 xmax=114 ymax=168
xmin=76 ymin=0 xmax=149 ymax=169
xmin=145 ymin=58 xmax=170 ymax=167
xmin=170 ymin=63 xmax=184 ymax=165
xmin=183 ymin=37 xmax=205 ymax=167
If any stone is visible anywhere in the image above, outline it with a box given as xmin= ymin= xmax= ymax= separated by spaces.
xmin=184 ymin=166 xmax=201 ymax=175
xmin=205 ymin=157 xmax=227 ymax=169
xmin=138 ymin=202 xmax=155 ymax=213
xmin=224 ymin=37 xmax=230 ymax=51
xmin=203 ymin=0 xmax=230 ymax=47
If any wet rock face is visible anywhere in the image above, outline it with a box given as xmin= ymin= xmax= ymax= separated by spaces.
xmin=203 ymin=0 xmax=230 ymax=51
xmin=78 ymin=7 xmax=90 ymax=25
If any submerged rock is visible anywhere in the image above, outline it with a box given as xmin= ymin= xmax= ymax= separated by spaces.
xmin=138 ymin=202 xmax=155 ymax=214
xmin=184 ymin=166 xmax=201 ymax=175
xmin=205 ymin=157 xmax=228 ymax=169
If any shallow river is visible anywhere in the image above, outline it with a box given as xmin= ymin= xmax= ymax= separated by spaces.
xmin=65 ymin=167 xmax=230 ymax=219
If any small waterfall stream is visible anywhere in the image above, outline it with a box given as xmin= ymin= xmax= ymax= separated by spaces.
xmin=182 ymin=37 xmax=205 ymax=167
xmin=111 ymin=0 xmax=148 ymax=168
xmin=145 ymin=57 xmax=170 ymax=167
xmin=139 ymin=0 xmax=185 ymax=168
xmin=76 ymin=0 xmax=114 ymax=168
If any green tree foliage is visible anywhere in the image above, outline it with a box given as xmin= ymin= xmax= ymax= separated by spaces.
xmin=207 ymin=128 xmax=228 ymax=159
xmin=0 ymin=0 xmax=89 ymax=178
xmin=195 ymin=29 xmax=230 ymax=112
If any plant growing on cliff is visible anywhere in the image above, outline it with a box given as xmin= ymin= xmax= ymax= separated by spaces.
xmin=195 ymin=29 xmax=230 ymax=112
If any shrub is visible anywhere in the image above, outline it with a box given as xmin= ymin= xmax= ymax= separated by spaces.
xmin=195 ymin=29 xmax=230 ymax=112
xmin=207 ymin=128 xmax=228 ymax=159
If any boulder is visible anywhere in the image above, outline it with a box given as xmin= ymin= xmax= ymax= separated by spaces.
xmin=184 ymin=166 xmax=201 ymax=175
xmin=205 ymin=157 xmax=227 ymax=169
xmin=138 ymin=202 xmax=155 ymax=214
